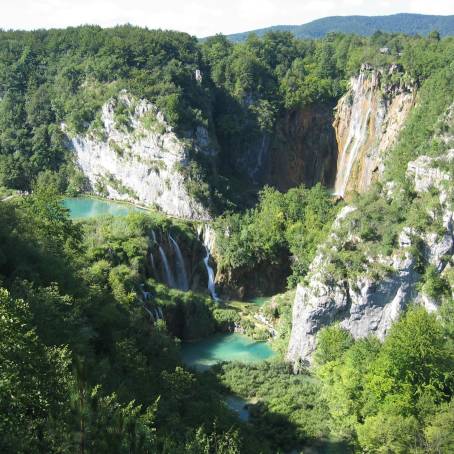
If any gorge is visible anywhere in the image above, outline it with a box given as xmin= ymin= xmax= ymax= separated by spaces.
xmin=1 ymin=25 xmax=453 ymax=454
xmin=63 ymin=58 xmax=451 ymax=370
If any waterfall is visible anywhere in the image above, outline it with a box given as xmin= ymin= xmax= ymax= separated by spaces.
xmin=334 ymin=73 xmax=374 ymax=197
xmin=198 ymin=225 xmax=219 ymax=301
xmin=159 ymin=245 xmax=176 ymax=288
xmin=203 ymin=246 xmax=219 ymax=301
xmin=143 ymin=305 xmax=155 ymax=321
xmin=168 ymin=233 xmax=189 ymax=291
xmin=157 ymin=307 xmax=164 ymax=319
xmin=140 ymin=283 xmax=151 ymax=300
xmin=149 ymin=251 xmax=158 ymax=278
xmin=151 ymin=230 xmax=157 ymax=243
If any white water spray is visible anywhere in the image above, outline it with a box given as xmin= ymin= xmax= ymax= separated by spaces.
xmin=159 ymin=245 xmax=176 ymax=288
xmin=169 ymin=234 xmax=189 ymax=291
xmin=203 ymin=246 xmax=219 ymax=301
xmin=334 ymin=73 xmax=374 ymax=197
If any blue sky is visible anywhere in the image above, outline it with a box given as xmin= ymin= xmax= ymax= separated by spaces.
xmin=2 ymin=0 xmax=454 ymax=36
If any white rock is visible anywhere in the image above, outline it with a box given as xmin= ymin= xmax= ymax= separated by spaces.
xmin=67 ymin=93 xmax=215 ymax=220
xmin=287 ymin=150 xmax=453 ymax=365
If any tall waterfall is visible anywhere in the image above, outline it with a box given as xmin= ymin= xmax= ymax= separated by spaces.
xmin=159 ymin=245 xmax=176 ymax=288
xmin=334 ymin=72 xmax=374 ymax=197
xmin=143 ymin=305 xmax=155 ymax=321
xmin=198 ymin=225 xmax=219 ymax=301
xmin=169 ymin=234 xmax=189 ymax=291
xmin=203 ymin=246 xmax=219 ymax=301
xmin=149 ymin=252 xmax=158 ymax=278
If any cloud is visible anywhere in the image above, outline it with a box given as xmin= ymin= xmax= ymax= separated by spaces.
xmin=1 ymin=0 xmax=453 ymax=36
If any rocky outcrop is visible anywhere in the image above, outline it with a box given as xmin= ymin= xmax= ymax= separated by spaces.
xmin=333 ymin=64 xmax=416 ymax=196
xmin=287 ymin=151 xmax=454 ymax=365
xmin=67 ymin=92 xmax=215 ymax=220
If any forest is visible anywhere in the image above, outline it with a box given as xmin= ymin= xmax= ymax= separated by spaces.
xmin=0 ymin=25 xmax=453 ymax=453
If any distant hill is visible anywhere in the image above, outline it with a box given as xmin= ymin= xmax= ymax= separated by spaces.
xmin=224 ymin=13 xmax=454 ymax=42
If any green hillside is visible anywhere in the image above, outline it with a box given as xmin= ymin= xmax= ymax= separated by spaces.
xmin=225 ymin=13 xmax=454 ymax=42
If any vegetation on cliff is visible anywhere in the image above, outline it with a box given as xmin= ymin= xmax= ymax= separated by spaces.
xmin=214 ymin=183 xmax=337 ymax=291
xmin=0 ymin=24 xmax=453 ymax=454
xmin=1 ymin=27 xmax=451 ymax=212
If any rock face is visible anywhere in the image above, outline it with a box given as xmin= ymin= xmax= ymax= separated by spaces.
xmin=333 ymin=64 xmax=416 ymax=196
xmin=234 ymin=103 xmax=338 ymax=191
xmin=287 ymin=151 xmax=454 ymax=365
xmin=68 ymin=92 xmax=214 ymax=220
xmin=267 ymin=104 xmax=338 ymax=191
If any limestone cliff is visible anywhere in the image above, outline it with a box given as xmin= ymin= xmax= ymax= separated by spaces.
xmin=287 ymin=150 xmax=454 ymax=365
xmin=333 ymin=64 xmax=416 ymax=196
xmin=267 ymin=104 xmax=338 ymax=191
xmin=67 ymin=91 xmax=215 ymax=220
xmin=234 ymin=103 xmax=338 ymax=191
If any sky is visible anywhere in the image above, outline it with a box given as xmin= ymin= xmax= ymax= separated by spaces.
xmin=1 ymin=0 xmax=454 ymax=37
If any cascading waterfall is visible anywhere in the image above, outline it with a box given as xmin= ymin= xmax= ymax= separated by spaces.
xmin=334 ymin=73 xmax=374 ymax=197
xmin=197 ymin=225 xmax=219 ymax=301
xmin=203 ymin=246 xmax=219 ymax=301
xmin=159 ymin=245 xmax=176 ymax=288
xmin=149 ymin=252 xmax=158 ymax=278
xmin=149 ymin=230 xmax=159 ymax=279
xmin=168 ymin=233 xmax=189 ymax=291
xmin=143 ymin=305 xmax=155 ymax=321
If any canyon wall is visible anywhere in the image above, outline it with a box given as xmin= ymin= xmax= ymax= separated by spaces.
xmin=333 ymin=64 xmax=416 ymax=196
xmin=235 ymin=103 xmax=338 ymax=191
xmin=67 ymin=91 xmax=215 ymax=220
xmin=287 ymin=149 xmax=454 ymax=365
xmin=267 ymin=104 xmax=338 ymax=191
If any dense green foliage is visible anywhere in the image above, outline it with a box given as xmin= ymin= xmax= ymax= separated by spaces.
xmin=216 ymin=362 xmax=335 ymax=452
xmin=215 ymin=184 xmax=337 ymax=287
xmin=226 ymin=13 xmax=454 ymax=42
xmin=215 ymin=302 xmax=454 ymax=453
xmin=0 ymin=189 xmax=269 ymax=453
xmin=0 ymin=23 xmax=453 ymax=454
xmin=316 ymin=305 xmax=454 ymax=452
xmin=2 ymin=27 xmax=449 ymax=212
xmin=0 ymin=26 xmax=209 ymax=193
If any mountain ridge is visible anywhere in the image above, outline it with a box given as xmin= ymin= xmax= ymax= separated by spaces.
xmin=221 ymin=13 xmax=454 ymax=42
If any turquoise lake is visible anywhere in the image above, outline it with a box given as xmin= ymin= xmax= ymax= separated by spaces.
xmin=181 ymin=333 xmax=275 ymax=370
xmin=63 ymin=197 xmax=141 ymax=219
xmin=249 ymin=296 xmax=271 ymax=306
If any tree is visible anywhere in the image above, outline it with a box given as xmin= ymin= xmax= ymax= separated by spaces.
xmin=356 ymin=413 xmax=421 ymax=454
xmin=314 ymin=324 xmax=354 ymax=366
xmin=364 ymin=307 xmax=454 ymax=416
xmin=0 ymin=288 xmax=71 ymax=452
xmin=21 ymin=179 xmax=82 ymax=253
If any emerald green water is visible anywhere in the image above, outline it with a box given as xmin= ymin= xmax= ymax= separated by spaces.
xmin=63 ymin=197 xmax=140 ymax=219
xmin=249 ymin=296 xmax=271 ymax=306
xmin=181 ymin=333 xmax=275 ymax=370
